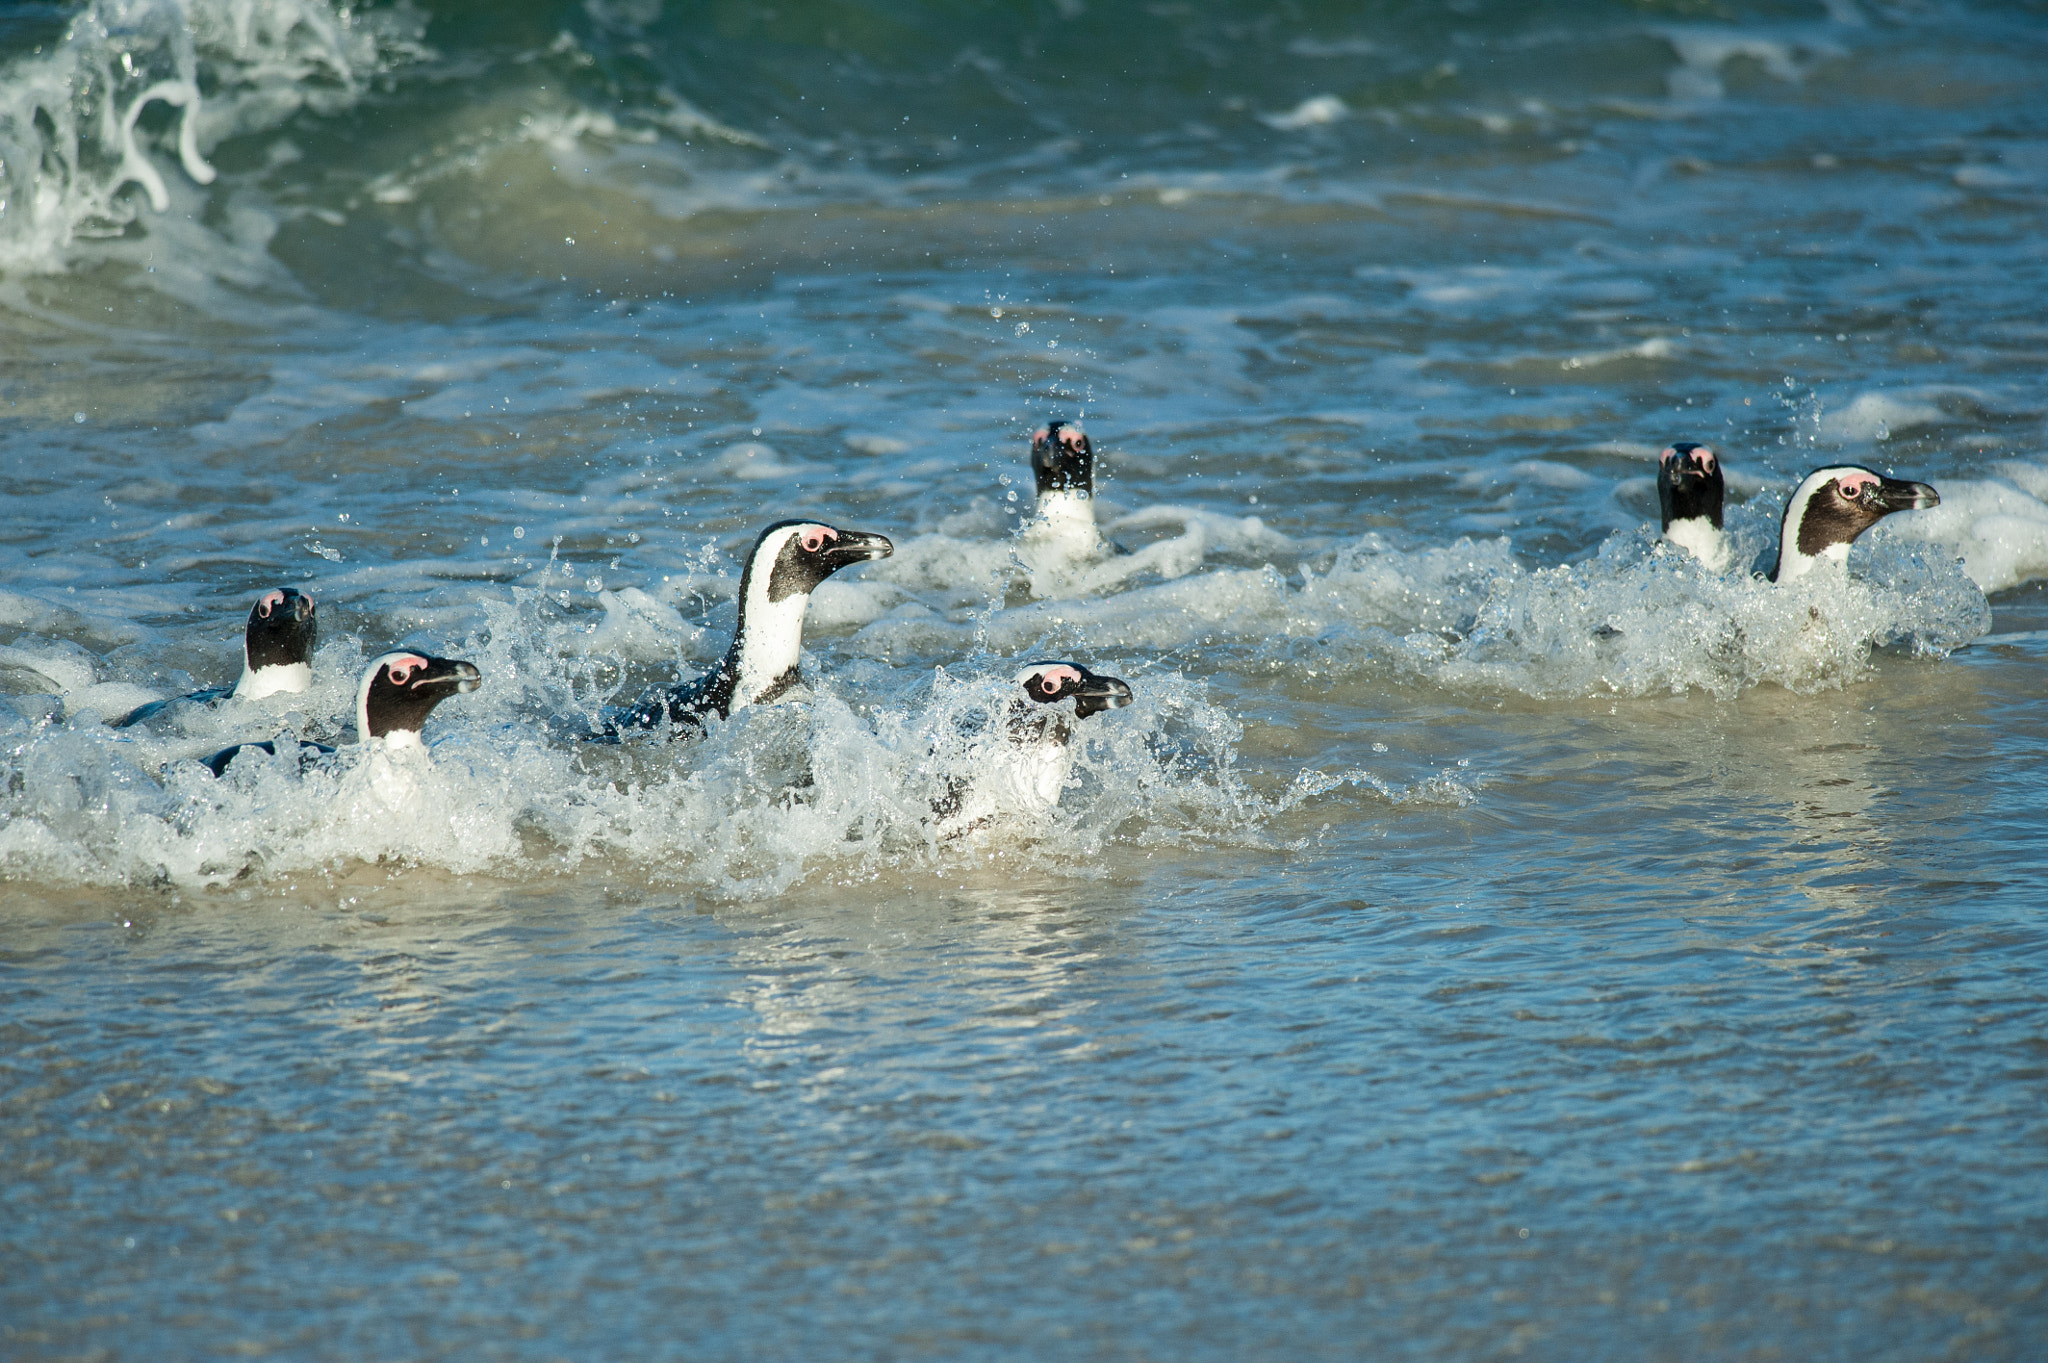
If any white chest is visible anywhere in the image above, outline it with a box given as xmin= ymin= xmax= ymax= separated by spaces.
xmin=1663 ymin=517 xmax=1730 ymax=572
xmin=235 ymin=660 xmax=313 ymax=701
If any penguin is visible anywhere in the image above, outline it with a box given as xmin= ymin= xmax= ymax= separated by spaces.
xmin=110 ymin=587 xmax=318 ymax=728
xmin=608 ymin=519 xmax=893 ymax=738
xmin=1657 ymin=442 xmax=1730 ymax=571
xmin=1767 ymin=465 xmax=1940 ymax=582
xmin=931 ymin=660 xmax=1134 ymax=834
xmin=202 ymin=650 xmax=480 ymax=776
xmin=1020 ymin=420 xmax=1129 ymax=556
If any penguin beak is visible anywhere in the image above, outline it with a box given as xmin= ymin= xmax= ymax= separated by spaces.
xmin=1874 ymin=477 xmax=1939 ymax=512
xmin=1073 ymin=673 xmax=1133 ymax=719
xmin=821 ymin=530 xmax=894 ymax=566
xmin=416 ymin=657 xmax=483 ymax=693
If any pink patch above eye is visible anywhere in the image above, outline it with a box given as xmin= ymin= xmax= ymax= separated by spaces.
xmin=799 ymin=526 xmax=838 ymax=553
xmin=1837 ymin=472 xmax=1878 ymax=496
xmin=1035 ymin=666 xmax=1082 ymax=694
xmin=1658 ymin=447 xmax=1678 ymax=465
xmin=1692 ymin=447 xmax=1716 ymax=471
xmin=385 ymin=654 xmax=428 ymax=685
xmin=258 ymin=590 xmax=285 ymax=616
xmin=1059 ymin=427 xmax=1087 ymax=449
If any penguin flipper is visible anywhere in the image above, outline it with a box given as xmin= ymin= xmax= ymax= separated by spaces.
xmin=108 ymin=684 xmax=234 ymax=729
xmin=201 ymin=738 xmax=336 ymax=777
xmin=599 ymin=672 xmax=719 ymax=742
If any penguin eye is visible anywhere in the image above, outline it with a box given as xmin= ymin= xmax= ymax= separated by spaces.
xmin=799 ymin=527 xmax=834 ymax=554
xmin=1658 ymin=447 xmax=1677 ymax=465
xmin=387 ymin=662 xmax=414 ymax=685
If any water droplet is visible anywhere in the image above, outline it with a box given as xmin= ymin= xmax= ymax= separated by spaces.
xmin=73 ymin=412 xmax=86 ymax=423
xmin=513 ymin=526 xmax=526 ymax=539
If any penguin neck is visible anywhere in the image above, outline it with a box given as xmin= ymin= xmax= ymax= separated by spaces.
xmin=358 ymin=685 xmax=427 ymax=751
xmin=1772 ymin=537 xmax=1848 ymax=583
xmin=1772 ymin=488 xmax=1860 ymax=583
xmin=234 ymin=658 xmax=312 ymax=701
xmin=1025 ymin=488 xmax=1098 ymax=546
xmin=727 ymin=569 xmax=810 ymax=714
xmin=1662 ymin=517 xmax=1730 ymax=572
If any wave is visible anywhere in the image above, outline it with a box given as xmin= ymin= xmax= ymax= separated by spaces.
xmin=0 ymin=0 xmax=425 ymax=274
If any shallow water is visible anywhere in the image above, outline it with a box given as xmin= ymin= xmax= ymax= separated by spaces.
xmin=5 ymin=0 xmax=2048 ymax=1357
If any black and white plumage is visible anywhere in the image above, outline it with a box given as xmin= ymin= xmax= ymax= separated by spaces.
xmin=1768 ymin=465 xmax=1940 ymax=583
xmin=932 ymin=660 xmax=1134 ymax=834
xmin=1018 ymin=420 xmax=1125 ymax=572
xmin=1657 ymin=442 xmax=1729 ymax=571
xmin=609 ymin=519 xmax=894 ymax=739
xmin=202 ymin=650 xmax=480 ymax=776
xmin=110 ymin=587 xmax=318 ymax=728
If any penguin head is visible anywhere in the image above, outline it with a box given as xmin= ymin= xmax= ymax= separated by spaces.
xmin=1772 ymin=464 xmax=1940 ymax=581
xmin=244 ymin=587 xmax=318 ymax=671
xmin=755 ymin=520 xmax=895 ymax=603
xmin=1030 ymin=421 xmax=1095 ymax=498
xmin=1014 ymin=660 xmax=1134 ymax=720
xmin=1657 ymin=442 xmax=1724 ymax=531
xmin=357 ymin=650 xmax=482 ymax=744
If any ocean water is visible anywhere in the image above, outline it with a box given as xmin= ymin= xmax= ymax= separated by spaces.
xmin=5 ymin=0 xmax=2048 ymax=1356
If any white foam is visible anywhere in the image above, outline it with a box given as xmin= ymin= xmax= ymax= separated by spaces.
xmin=1300 ymin=516 xmax=1988 ymax=698
xmin=0 ymin=0 xmax=424 ymax=274
xmin=0 ymin=642 xmax=160 ymax=720
xmin=1877 ymin=471 xmax=2048 ymax=593
xmin=1819 ymin=391 xmax=1951 ymax=443
xmin=1658 ymin=28 xmax=1842 ymax=102
xmin=0 ymin=636 xmax=1293 ymax=894
xmin=1261 ymin=95 xmax=1349 ymax=130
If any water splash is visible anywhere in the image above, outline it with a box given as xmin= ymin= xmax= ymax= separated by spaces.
xmin=0 ymin=0 xmax=425 ymax=273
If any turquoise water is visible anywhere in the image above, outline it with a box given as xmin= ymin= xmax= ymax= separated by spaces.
xmin=4 ymin=1 xmax=2048 ymax=1356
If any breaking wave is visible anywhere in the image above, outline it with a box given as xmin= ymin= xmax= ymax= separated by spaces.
xmin=0 ymin=0 xmax=424 ymax=273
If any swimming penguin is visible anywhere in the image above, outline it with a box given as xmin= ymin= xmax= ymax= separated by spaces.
xmin=202 ymin=650 xmax=480 ymax=776
xmin=1018 ymin=420 xmax=1126 ymax=577
xmin=1657 ymin=442 xmax=1729 ymax=571
xmin=608 ymin=519 xmax=894 ymax=738
xmin=1767 ymin=465 xmax=1940 ymax=582
xmin=931 ymin=660 xmax=1134 ymax=834
xmin=110 ymin=587 xmax=318 ymax=728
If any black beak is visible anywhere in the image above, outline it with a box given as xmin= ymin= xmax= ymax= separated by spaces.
xmin=1875 ymin=477 xmax=1939 ymax=512
xmin=417 ymin=657 xmax=483 ymax=693
xmin=821 ymin=530 xmax=894 ymax=566
xmin=1073 ymin=673 xmax=1134 ymax=719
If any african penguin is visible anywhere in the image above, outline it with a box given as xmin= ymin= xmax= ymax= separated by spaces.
xmin=1019 ymin=420 xmax=1127 ymax=569
xmin=1656 ymin=442 xmax=1730 ymax=571
xmin=1768 ymin=465 xmax=1940 ymax=582
xmin=110 ymin=587 xmax=319 ymax=728
xmin=202 ymin=650 xmax=480 ymax=776
xmin=931 ymin=660 xmax=1134 ymax=835
xmin=609 ymin=519 xmax=893 ymax=739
